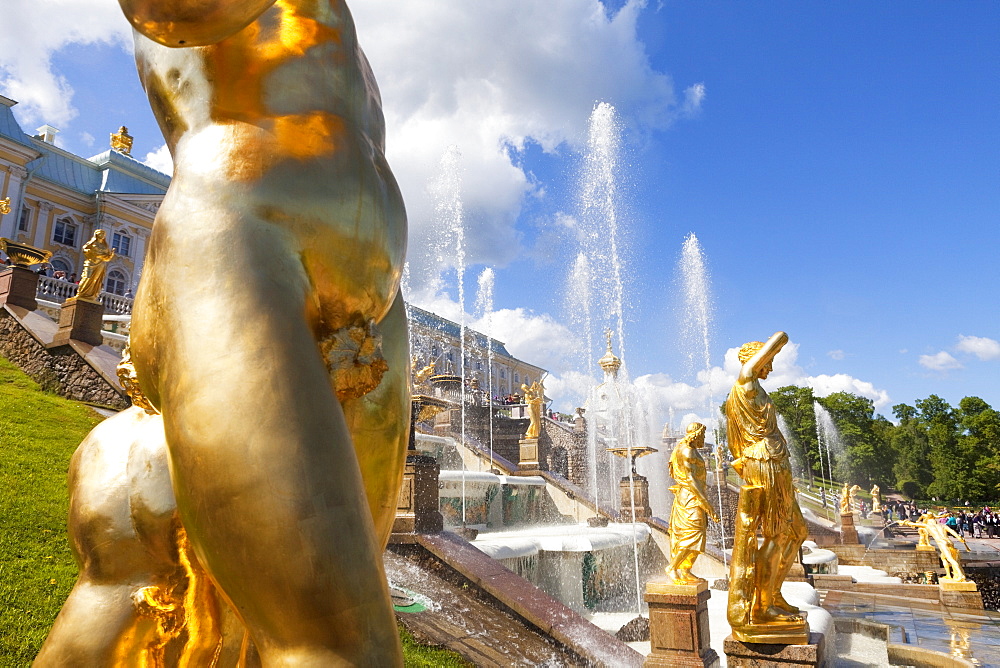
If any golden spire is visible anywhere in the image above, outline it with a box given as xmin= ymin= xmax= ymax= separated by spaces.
xmin=598 ymin=328 xmax=622 ymax=375
xmin=111 ymin=126 xmax=133 ymax=155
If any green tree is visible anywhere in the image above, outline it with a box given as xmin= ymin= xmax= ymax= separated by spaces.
xmin=891 ymin=402 xmax=932 ymax=498
xmin=771 ymin=385 xmax=820 ymax=484
xmin=956 ymin=396 xmax=1000 ymax=500
xmin=818 ymin=392 xmax=892 ymax=487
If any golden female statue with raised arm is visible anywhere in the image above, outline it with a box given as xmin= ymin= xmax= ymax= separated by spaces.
xmin=726 ymin=331 xmax=809 ymax=644
xmin=38 ymin=0 xmax=409 ymax=665
xmin=667 ymin=422 xmax=720 ymax=584
xmin=75 ymin=229 xmax=115 ymax=301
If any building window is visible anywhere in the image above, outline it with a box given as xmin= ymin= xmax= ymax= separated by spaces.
xmin=52 ymin=219 xmax=77 ymax=247
xmin=514 ymin=373 xmax=519 ymax=384
xmin=525 ymin=377 xmax=531 ymax=386
xmin=106 ymin=270 xmax=128 ymax=296
xmin=111 ymin=232 xmax=131 ymax=257
xmin=51 ymin=258 xmax=72 ymax=275
xmin=17 ymin=206 xmax=30 ymax=232
xmin=500 ymin=369 xmax=506 ymax=379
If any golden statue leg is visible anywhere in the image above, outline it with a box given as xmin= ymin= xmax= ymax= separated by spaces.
xmin=133 ymin=267 xmax=402 ymax=666
xmin=341 ymin=292 xmax=411 ymax=549
xmin=727 ymin=485 xmax=764 ymax=630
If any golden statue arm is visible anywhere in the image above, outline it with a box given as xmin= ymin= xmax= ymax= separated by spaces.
xmin=741 ymin=331 xmax=788 ymax=381
xmin=117 ymin=0 xmax=277 ymax=47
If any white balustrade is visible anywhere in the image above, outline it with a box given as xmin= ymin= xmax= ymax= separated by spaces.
xmin=35 ymin=275 xmax=133 ymax=314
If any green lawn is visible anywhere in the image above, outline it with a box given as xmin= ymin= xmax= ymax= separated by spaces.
xmin=0 ymin=355 xmax=467 ymax=667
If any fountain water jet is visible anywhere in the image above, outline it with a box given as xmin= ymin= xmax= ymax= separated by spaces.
xmin=475 ymin=267 xmax=496 ymax=471
xmin=676 ymin=232 xmax=728 ymax=563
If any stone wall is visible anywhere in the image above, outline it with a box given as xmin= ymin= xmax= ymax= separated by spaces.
xmin=539 ymin=418 xmax=587 ymax=486
xmin=0 ymin=308 xmax=128 ymax=409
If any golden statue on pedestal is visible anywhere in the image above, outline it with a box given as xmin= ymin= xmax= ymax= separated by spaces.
xmin=901 ymin=515 xmax=970 ymax=582
xmin=725 ymin=331 xmax=809 ymax=644
xmin=522 ymin=380 xmax=544 ymax=440
xmin=75 ymin=229 xmax=115 ymax=302
xmin=37 ymin=0 xmax=409 ymax=665
xmin=839 ymin=482 xmax=853 ymax=514
xmin=667 ymin=422 xmax=720 ymax=584
xmin=870 ymin=484 xmax=882 ymax=514
xmin=0 ymin=196 xmax=10 ymax=216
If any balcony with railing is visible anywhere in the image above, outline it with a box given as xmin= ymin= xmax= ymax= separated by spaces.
xmin=36 ymin=275 xmax=133 ymax=315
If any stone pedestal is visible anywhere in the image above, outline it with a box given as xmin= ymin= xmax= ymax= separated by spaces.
xmin=840 ymin=512 xmax=859 ymax=545
xmin=939 ymin=580 xmax=984 ymax=609
xmin=620 ymin=474 xmax=652 ymax=520
xmin=50 ymin=297 xmax=105 ymax=347
xmin=644 ymin=579 xmax=719 ymax=667
xmin=515 ymin=436 xmax=540 ymax=473
xmin=0 ymin=266 xmax=40 ymax=310
xmin=391 ymin=454 xmax=443 ymax=535
xmin=724 ymin=632 xmax=824 ymax=667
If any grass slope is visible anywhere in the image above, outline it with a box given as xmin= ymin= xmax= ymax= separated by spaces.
xmin=0 ymin=355 xmax=467 ymax=667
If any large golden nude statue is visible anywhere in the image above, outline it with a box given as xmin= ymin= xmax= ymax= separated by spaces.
xmin=726 ymin=332 xmax=809 ymax=644
xmin=37 ymin=0 xmax=409 ymax=665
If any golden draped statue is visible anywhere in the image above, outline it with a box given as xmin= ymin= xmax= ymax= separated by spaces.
xmin=74 ymin=229 xmax=115 ymax=302
xmin=839 ymin=482 xmax=852 ymax=514
xmin=522 ymin=380 xmax=544 ymax=440
xmin=870 ymin=484 xmax=882 ymax=514
xmin=667 ymin=422 xmax=720 ymax=584
xmin=725 ymin=331 xmax=809 ymax=644
xmin=37 ymin=0 xmax=409 ymax=665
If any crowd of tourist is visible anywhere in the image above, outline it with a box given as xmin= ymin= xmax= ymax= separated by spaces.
xmin=876 ymin=499 xmax=1000 ymax=539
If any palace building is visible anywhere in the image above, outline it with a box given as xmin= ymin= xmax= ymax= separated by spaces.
xmin=0 ymin=95 xmax=168 ymax=296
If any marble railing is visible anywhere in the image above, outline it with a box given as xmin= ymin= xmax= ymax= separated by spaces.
xmin=36 ymin=275 xmax=133 ymax=314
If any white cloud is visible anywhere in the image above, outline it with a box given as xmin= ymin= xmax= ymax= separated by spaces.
xmin=681 ymin=83 xmax=706 ymax=116
xmin=0 ymin=1 xmax=132 ymax=127
xmin=142 ymin=144 xmax=173 ymax=176
xmin=350 ymin=0 xmax=685 ymax=286
xmin=827 ymin=349 xmax=845 ymax=360
xmin=919 ymin=351 xmax=963 ymax=372
xmin=956 ymin=335 xmax=1000 ymax=361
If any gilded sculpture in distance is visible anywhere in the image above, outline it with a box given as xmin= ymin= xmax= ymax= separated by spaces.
xmin=870 ymin=484 xmax=882 ymax=514
xmin=38 ymin=0 xmax=409 ymax=664
xmin=900 ymin=514 xmax=970 ymax=582
xmin=725 ymin=331 xmax=809 ymax=644
xmin=666 ymin=422 xmax=720 ymax=584
xmin=522 ymin=380 xmax=545 ymax=440
xmin=74 ymin=229 xmax=115 ymax=302
xmin=0 ymin=196 xmax=10 ymax=216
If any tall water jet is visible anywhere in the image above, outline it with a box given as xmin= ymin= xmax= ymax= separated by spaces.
xmin=814 ymin=402 xmax=845 ymax=486
xmin=676 ymin=232 xmax=727 ymax=562
xmin=433 ymin=146 xmax=468 ymax=525
xmin=566 ymin=253 xmax=599 ymax=499
xmin=475 ymin=267 xmax=496 ymax=470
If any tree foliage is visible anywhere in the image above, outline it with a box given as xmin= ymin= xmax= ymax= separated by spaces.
xmin=773 ymin=388 xmax=1000 ymax=503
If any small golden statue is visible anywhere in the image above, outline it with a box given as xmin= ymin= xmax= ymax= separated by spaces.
xmin=900 ymin=515 xmax=969 ymax=582
xmin=0 ymin=196 xmax=10 ymax=216
xmin=870 ymin=484 xmax=882 ymax=514
xmin=839 ymin=482 xmax=852 ymax=514
xmin=667 ymin=422 xmax=720 ymax=584
xmin=725 ymin=331 xmax=809 ymax=644
xmin=74 ymin=229 xmax=115 ymax=302
xmin=110 ymin=126 xmax=134 ymax=155
xmin=411 ymin=356 xmax=436 ymax=391
xmin=522 ymin=380 xmax=545 ymax=440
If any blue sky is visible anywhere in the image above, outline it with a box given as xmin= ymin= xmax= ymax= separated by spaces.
xmin=2 ymin=1 xmax=997 ymax=425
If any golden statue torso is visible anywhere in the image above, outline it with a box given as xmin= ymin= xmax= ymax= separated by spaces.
xmin=132 ymin=0 xmax=405 ymax=356
xmin=726 ymin=378 xmax=789 ymax=462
